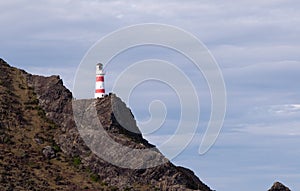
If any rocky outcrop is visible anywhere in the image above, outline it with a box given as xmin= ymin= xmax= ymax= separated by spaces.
xmin=0 ymin=58 xmax=212 ymax=190
xmin=25 ymin=67 xmax=211 ymax=191
xmin=268 ymin=182 xmax=291 ymax=191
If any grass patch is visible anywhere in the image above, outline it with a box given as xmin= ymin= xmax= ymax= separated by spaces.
xmin=73 ymin=156 xmax=81 ymax=166
xmin=90 ymin=173 xmax=100 ymax=182
xmin=3 ymin=135 xmax=13 ymax=144
xmin=109 ymin=186 xmax=118 ymax=191
xmin=24 ymin=99 xmax=39 ymax=105
xmin=101 ymin=181 xmax=108 ymax=186
xmin=124 ymin=186 xmax=133 ymax=191
xmin=37 ymin=108 xmax=46 ymax=118
xmin=52 ymin=144 xmax=61 ymax=153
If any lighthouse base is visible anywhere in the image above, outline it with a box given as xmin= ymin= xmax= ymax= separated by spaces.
xmin=95 ymin=93 xmax=105 ymax=98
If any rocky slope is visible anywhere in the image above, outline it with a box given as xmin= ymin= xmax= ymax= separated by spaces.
xmin=268 ymin=182 xmax=291 ymax=191
xmin=0 ymin=58 xmax=211 ymax=190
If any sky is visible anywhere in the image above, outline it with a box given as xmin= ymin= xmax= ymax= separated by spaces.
xmin=1 ymin=0 xmax=300 ymax=190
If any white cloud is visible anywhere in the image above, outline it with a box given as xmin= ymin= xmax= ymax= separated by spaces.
xmin=268 ymin=104 xmax=300 ymax=115
xmin=233 ymin=121 xmax=300 ymax=136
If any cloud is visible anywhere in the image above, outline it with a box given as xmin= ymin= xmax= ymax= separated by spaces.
xmin=267 ymin=104 xmax=300 ymax=115
xmin=233 ymin=122 xmax=300 ymax=136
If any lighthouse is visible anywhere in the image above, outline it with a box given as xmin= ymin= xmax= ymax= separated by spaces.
xmin=95 ymin=63 xmax=105 ymax=98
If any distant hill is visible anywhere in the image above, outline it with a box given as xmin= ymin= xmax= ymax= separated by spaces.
xmin=0 ymin=58 xmax=212 ymax=190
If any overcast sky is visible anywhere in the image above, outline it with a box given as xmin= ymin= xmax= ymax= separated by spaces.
xmin=1 ymin=1 xmax=300 ymax=190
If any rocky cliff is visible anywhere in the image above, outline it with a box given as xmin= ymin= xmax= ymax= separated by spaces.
xmin=0 ymin=58 xmax=212 ymax=191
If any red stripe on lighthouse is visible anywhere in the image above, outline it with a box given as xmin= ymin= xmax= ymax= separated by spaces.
xmin=96 ymin=76 xmax=104 ymax=82
xmin=95 ymin=89 xmax=105 ymax=93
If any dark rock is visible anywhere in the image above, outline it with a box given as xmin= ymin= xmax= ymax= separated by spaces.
xmin=42 ymin=146 xmax=56 ymax=159
xmin=268 ymin=182 xmax=291 ymax=191
xmin=34 ymin=134 xmax=44 ymax=144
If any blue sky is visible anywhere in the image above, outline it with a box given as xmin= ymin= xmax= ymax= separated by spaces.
xmin=1 ymin=0 xmax=300 ymax=190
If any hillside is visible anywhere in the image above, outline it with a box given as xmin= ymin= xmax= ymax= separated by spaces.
xmin=0 ymin=58 xmax=212 ymax=191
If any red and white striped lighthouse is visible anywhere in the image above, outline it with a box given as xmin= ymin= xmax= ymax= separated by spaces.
xmin=95 ymin=63 xmax=105 ymax=98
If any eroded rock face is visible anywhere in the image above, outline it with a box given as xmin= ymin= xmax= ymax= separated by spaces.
xmin=268 ymin=182 xmax=291 ymax=191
